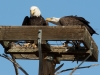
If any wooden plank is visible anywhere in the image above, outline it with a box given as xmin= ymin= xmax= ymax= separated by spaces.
xmin=0 ymin=26 xmax=84 ymax=41
xmin=83 ymin=28 xmax=99 ymax=61
xmin=12 ymin=54 xmax=97 ymax=61
xmin=6 ymin=45 xmax=89 ymax=54
xmin=13 ymin=54 xmax=38 ymax=59
xmin=59 ymin=55 xmax=97 ymax=61
xmin=6 ymin=48 xmax=38 ymax=53
xmin=39 ymin=53 xmax=55 ymax=75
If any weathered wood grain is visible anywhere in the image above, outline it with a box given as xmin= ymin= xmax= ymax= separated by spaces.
xmin=12 ymin=54 xmax=97 ymax=61
xmin=83 ymin=28 xmax=99 ymax=61
xmin=6 ymin=46 xmax=89 ymax=54
xmin=0 ymin=26 xmax=84 ymax=41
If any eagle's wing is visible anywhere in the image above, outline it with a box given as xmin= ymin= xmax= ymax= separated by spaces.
xmin=59 ymin=16 xmax=98 ymax=35
xmin=41 ymin=16 xmax=49 ymax=26
xmin=74 ymin=16 xmax=99 ymax=35
xmin=22 ymin=16 xmax=30 ymax=26
xmin=43 ymin=20 xmax=49 ymax=26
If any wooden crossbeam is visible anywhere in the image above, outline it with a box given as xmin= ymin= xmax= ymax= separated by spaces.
xmin=11 ymin=54 xmax=97 ymax=62
xmin=6 ymin=46 xmax=89 ymax=54
xmin=83 ymin=28 xmax=99 ymax=61
xmin=0 ymin=26 xmax=84 ymax=41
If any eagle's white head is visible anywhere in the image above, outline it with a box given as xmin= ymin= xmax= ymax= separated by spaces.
xmin=30 ymin=6 xmax=41 ymax=17
xmin=46 ymin=17 xmax=60 ymax=25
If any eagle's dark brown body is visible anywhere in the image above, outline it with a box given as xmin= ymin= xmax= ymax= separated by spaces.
xmin=59 ymin=16 xmax=89 ymax=25
xmin=22 ymin=15 xmax=48 ymax=26
xmin=59 ymin=16 xmax=98 ymax=36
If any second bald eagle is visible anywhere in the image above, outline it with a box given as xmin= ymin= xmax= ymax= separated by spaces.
xmin=46 ymin=16 xmax=98 ymax=36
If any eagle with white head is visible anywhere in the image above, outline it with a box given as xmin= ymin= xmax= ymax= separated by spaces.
xmin=46 ymin=16 xmax=98 ymax=36
xmin=22 ymin=6 xmax=48 ymax=26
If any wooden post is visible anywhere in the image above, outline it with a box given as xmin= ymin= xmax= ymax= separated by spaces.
xmin=42 ymin=54 xmax=56 ymax=75
xmin=38 ymin=30 xmax=43 ymax=75
xmin=38 ymin=30 xmax=56 ymax=75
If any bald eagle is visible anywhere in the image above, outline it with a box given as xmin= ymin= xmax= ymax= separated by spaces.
xmin=22 ymin=6 xmax=48 ymax=26
xmin=22 ymin=6 xmax=48 ymax=48
xmin=46 ymin=15 xmax=98 ymax=36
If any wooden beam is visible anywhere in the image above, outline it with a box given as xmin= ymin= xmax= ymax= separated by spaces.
xmin=12 ymin=54 xmax=97 ymax=62
xmin=6 ymin=46 xmax=89 ymax=54
xmin=0 ymin=26 xmax=84 ymax=41
xmin=83 ymin=28 xmax=99 ymax=61
xmin=41 ymin=53 xmax=56 ymax=75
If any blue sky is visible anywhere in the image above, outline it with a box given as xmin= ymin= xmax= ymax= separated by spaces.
xmin=0 ymin=0 xmax=100 ymax=75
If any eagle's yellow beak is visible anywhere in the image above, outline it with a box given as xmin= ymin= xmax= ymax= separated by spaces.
xmin=46 ymin=18 xmax=52 ymax=22
xmin=30 ymin=10 xmax=35 ymax=15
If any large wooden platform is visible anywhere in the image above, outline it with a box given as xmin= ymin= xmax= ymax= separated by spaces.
xmin=0 ymin=26 xmax=98 ymax=62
